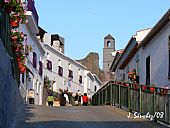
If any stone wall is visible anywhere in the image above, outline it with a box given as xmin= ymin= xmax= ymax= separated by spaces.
xmin=76 ymin=52 xmax=112 ymax=82
xmin=0 ymin=40 xmax=23 ymax=128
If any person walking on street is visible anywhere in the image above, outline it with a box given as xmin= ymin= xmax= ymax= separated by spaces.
xmin=82 ymin=93 xmax=88 ymax=106
xmin=60 ymin=93 xmax=66 ymax=106
xmin=74 ymin=93 xmax=79 ymax=106
xmin=47 ymin=93 xmax=54 ymax=106
xmin=64 ymin=93 xmax=69 ymax=105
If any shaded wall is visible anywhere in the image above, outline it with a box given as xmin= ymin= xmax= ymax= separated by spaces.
xmin=0 ymin=40 xmax=23 ymax=128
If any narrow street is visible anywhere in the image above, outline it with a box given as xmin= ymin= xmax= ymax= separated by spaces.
xmin=15 ymin=105 xmax=166 ymax=128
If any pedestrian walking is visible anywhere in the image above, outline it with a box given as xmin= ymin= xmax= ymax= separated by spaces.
xmin=60 ymin=93 xmax=66 ymax=106
xmin=82 ymin=93 xmax=88 ymax=106
xmin=47 ymin=93 xmax=54 ymax=106
xmin=78 ymin=93 xmax=82 ymax=105
xmin=74 ymin=93 xmax=79 ymax=106
xmin=64 ymin=93 xmax=69 ymax=105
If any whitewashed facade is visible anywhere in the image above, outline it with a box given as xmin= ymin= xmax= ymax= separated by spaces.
xmin=42 ymin=34 xmax=102 ymax=98
xmin=43 ymin=43 xmax=85 ymax=95
xmin=113 ymin=29 xmax=151 ymax=82
xmin=84 ymin=72 xmax=103 ymax=98
xmin=19 ymin=10 xmax=45 ymax=105
xmin=112 ymin=9 xmax=170 ymax=87
xmin=139 ymin=20 xmax=170 ymax=87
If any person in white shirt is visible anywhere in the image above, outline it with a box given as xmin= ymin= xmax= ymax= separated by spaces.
xmin=64 ymin=93 xmax=69 ymax=105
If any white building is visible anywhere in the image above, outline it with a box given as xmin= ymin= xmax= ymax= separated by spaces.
xmin=41 ymin=33 xmax=102 ymax=98
xmin=84 ymin=71 xmax=103 ymax=98
xmin=138 ymin=9 xmax=170 ymax=87
xmin=111 ymin=29 xmax=151 ymax=83
xmin=111 ymin=9 xmax=170 ymax=87
xmin=19 ymin=1 xmax=45 ymax=105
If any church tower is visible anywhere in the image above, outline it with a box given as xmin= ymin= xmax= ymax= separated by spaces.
xmin=103 ymin=34 xmax=115 ymax=72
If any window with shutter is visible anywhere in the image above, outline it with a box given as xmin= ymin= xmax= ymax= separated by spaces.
xmin=47 ymin=60 xmax=52 ymax=70
xmin=68 ymin=70 xmax=73 ymax=78
xmin=39 ymin=61 xmax=43 ymax=76
xmin=33 ymin=52 xmax=37 ymax=68
xmin=58 ymin=66 xmax=63 ymax=76
xmin=79 ymin=75 xmax=82 ymax=84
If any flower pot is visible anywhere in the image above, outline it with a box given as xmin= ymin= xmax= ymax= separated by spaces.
xmin=14 ymin=47 xmax=20 ymax=52
xmin=20 ymin=66 xmax=26 ymax=74
xmin=17 ymin=61 xmax=24 ymax=68
xmin=11 ymin=36 xmax=18 ymax=43
xmin=163 ymin=89 xmax=168 ymax=96
xmin=126 ymin=83 xmax=129 ymax=87
xmin=160 ymin=89 xmax=168 ymax=96
xmin=18 ymin=64 xmax=23 ymax=69
xmin=133 ymin=84 xmax=138 ymax=90
xmin=10 ymin=20 xmax=19 ymax=28
xmin=142 ymin=85 xmax=147 ymax=91
xmin=17 ymin=57 xmax=21 ymax=62
xmin=150 ymin=87 xmax=155 ymax=93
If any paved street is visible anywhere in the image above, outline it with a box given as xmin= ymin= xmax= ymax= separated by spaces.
xmin=15 ymin=104 xmax=167 ymax=128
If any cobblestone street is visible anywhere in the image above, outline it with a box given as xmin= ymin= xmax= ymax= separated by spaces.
xmin=15 ymin=105 xmax=167 ymax=128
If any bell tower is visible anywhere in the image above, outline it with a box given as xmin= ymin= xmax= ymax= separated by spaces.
xmin=103 ymin=34 xmax=115 ymax=72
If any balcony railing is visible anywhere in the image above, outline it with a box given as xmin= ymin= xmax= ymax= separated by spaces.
xmin=27 ymin=0 xmax=39 ymax=25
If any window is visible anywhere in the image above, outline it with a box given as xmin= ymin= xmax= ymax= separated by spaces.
xmin=39 ymin=61 xmax=43 ymax=76
xmin=94 ymin=86 xmax=97 ymax=92
xmin=47 ymin=60 xmax=52 ymax=70
xmin=22 ymin=73 xmax=24 ymax=84
xmin=123 ymin=73 xmax=125 ymax=81
xmin=58 ymin=66 xmax=63 ymax=76
xmin=79 ymin=75 xmax=82 ymax=84
xmin=107 ymin=41 xmax=111 ymax=47
xmin=33 ymin=52 xmax=37 ymax=68
xmin=68 ymin=70 xmax=73 ymax=78
xmin=146 ymin=56 xmax=150 ymax=85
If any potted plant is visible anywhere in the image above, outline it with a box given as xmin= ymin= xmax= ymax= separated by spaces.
xmin=10 ymin=14 xmax=19 ymax=28
xmin=150 ymin=86 xmax=155 ymax=93
xmin=142 ymin=85 xmax=147 ymax=91
xmin=19 ymin=65 xmax=26 ymax=73
xmin=160 ymin=88 xmax=168 ymax=96
xmin=11 ymin=30 xmax=24 ymax=42
xmin=18 ymin=11 xmax=27 ymax=24
xmin=133 ymin=83 xmax=138 ymax=90
xmin=128 ymin=68 xmax=136 ymax=82
xmin=149 ymin=84 xmax=156 ymax=93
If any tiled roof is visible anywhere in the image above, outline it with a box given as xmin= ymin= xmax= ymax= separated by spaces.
xmin=104 ymin=34 xmax=114 ymax=39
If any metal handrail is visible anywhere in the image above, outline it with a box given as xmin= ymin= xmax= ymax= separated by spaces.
xmin=92 ymin=81 xmax=170 ymax=124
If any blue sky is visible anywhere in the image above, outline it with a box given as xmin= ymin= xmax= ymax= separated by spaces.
xmin=35 ymin=0 xmax=170 ymax=68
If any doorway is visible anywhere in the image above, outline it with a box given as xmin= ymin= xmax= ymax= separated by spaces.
xmin=146 ymin=56 xmax=150 ymax=85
